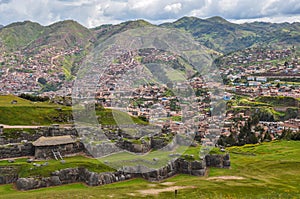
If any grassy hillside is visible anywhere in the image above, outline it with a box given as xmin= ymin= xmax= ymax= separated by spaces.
xmin=256 ymin=96 xmax=299 ymax=107
xmin=96 ymin=109 xmax=148 ymax=125
xmin=0 ymin=21 xmax=44 ymax=50
xmin=2 ymin=17 xmax=299 ymax=55
xmin=0 ymin=95 xmax=147 ymax=125
xmin=0 ymin=141 xmax=300 ymax=198
xmin=0 ymin=95 xmax=72 ymax=125
xmin=92 ymin=19 xmax=154 ymax=45
xmin=27 ymin=20 xmax=94 ymax=51
xmin=161 ymin=16 xmax=300 ymax=53
xmin=0 ymin=20 xmax=94 ymax=51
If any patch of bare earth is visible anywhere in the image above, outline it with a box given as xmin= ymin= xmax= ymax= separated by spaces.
xmin=160 ymin=182 xmax=175 ymax=186
xmin=207 ymin=176 xmax=245 ymax=180
xmin=138 ymin=186 xmax=196 ymax=195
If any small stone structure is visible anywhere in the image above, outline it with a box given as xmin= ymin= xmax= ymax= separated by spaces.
xmin=32 ymin=135 xmax=82 ymax=159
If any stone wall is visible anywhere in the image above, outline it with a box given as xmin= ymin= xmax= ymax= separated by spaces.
xmin=0 ymin=166 xmax=18 ymax=184
xmin=132 ymin=158 xmax=207 ymax=181
xmin=13 ymin=154 xmax=230 ymax=190
xmin=205 ymin=154 xmax=230 ymax=168
xmin=34 ymin=142 xmax=84 ymax=159
xmin=16 ymin=168 xmax=132 ymax=190
xmin=116 ymin=140 xmax=151 ymax=153
xmin=0 ymin=143 xmax=34 ymax=159
xmin=0 ymin=126 xmax=78 ymax=145
xmin=132 ymin=154 xmax=230 ymax=181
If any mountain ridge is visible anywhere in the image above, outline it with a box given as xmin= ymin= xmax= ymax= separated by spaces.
xmin=0 ymin=16 xmax=299 ymax=94
xmin=1 ymin=16 xmax=299 ymax=54
xmin=160 ymin=16 xmax=300 ymax=53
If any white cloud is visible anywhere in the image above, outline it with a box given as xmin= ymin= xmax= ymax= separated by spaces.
xmin=0 ymin=0 xmax=299 ymax=28
xmin=229 ymin=14 xmax=300 ymax=24
xmin=164 ymin=3 xmax=182 ymax=13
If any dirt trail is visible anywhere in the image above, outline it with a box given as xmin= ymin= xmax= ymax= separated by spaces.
xmin=138 ymin=185 xmax=195 ymax=195
xmin=207 ymin=176 xmax=245 ymax=180
xmin=0 ymin=124 xmax=46 ymax=129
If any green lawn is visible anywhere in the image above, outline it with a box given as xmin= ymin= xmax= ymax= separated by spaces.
xmin=1 ymin=140 xmax=300 ymax=198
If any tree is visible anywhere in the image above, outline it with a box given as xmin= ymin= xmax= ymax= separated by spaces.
xmin=37 ymin=77 xmax=47 ymax=85
xmin=263 ymin=131 xmax=272 ymax=142
xmin=276 ymin=83 xmax=281 ymax=88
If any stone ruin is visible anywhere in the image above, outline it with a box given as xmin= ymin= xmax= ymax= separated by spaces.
xmin=0 ymin=125 xmax=230 ymax=190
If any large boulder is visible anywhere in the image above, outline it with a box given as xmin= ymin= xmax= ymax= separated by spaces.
xmin=49 ymin=176 xmax=62 ymax=186
xmin=16 ymin=178 xmax=38 ymax=190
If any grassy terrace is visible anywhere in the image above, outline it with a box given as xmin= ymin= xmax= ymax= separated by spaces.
xmin=0 ymin=141 xmax=300 ymax=198
xmin=0 ymin=156 xmax=114 ymax=178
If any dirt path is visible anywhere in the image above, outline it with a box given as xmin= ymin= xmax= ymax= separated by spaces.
xmin=207 ymin=176 xmax=245 ymax=180
xmin=138 ymin=185 xmax=196 ymax=195
xmin=0 ymin=124 xmax=46 ymax=129
xmin=0 ymin=124 xmax=74 ymax=129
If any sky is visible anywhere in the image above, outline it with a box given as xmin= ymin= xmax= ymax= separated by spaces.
xmin=0 ymin=0 xmax=299 ymax=28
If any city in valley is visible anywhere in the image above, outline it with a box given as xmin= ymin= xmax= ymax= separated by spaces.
xmin=0 ymin=10 xmax=299 ymax=199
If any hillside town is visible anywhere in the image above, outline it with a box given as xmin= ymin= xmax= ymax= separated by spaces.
xmin=0 ymin=2 xmax=300 ymax=195
xmin=0 ymin=46 xmax=82 ymax=95
xmin=0 ymin=45 xmax=299 ymax=147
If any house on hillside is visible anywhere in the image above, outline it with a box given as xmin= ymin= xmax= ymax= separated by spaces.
xmin=32 ymin=135 xmax=83 ymax=159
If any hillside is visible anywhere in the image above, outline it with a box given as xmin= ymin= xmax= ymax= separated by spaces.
xmin=0 ymin=20 xmax=94 ymax=51
xmin=1 ymin=17 xmax=298 ymax=55
xmin=0 ymin=21 xmax=44 ymax=50
xmin=161 ymin=16 xmax=300 ymax=53
xmin=92 ymin=19 xmax=154 ymax=45
xmin=0 ymin=95 xmax=147 ymax=125
xmin=0 ymin=17 xmax=299 ymax=94
xmin=26 ymin=20 xmax=95 ymax=51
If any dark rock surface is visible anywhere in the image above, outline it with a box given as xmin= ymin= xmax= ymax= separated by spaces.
xmin=0 ymin=166 xmax=18 ymax=184
xmin=14 ymin=153 xmax=230 ymax=190
xmin=205 ymin=154 xmax=230 ymax=168
xmin=0 ymin=143 xmax=34 ymax=159
xmin=15 ymin=168 xmax=132 ymax=190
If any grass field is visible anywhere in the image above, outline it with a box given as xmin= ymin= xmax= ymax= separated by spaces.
xmin=0 ymin=140 xmax=300 ymax=198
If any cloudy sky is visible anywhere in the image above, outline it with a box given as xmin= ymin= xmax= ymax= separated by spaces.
xmin=0 ymin=0 xmax=299 ymax=27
